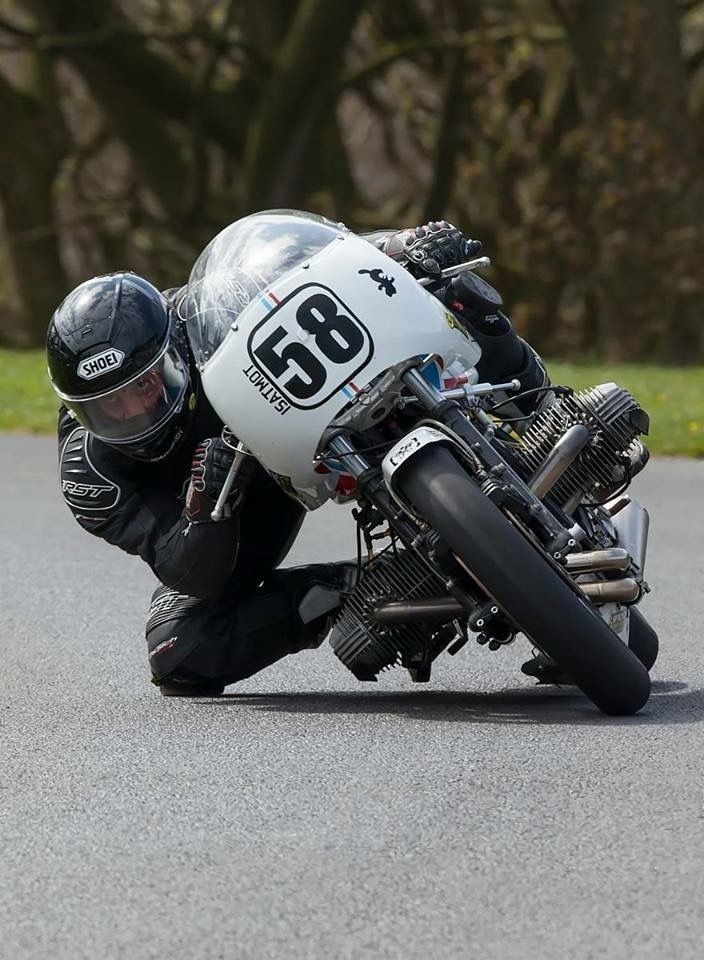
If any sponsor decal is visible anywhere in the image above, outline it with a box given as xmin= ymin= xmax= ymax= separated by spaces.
xmin=609 ymin=607 xmax=628 ymax=636
xmin=444 ymin=310 xmax=471 ymax=340
xmin=77 ymin=348 xmax=125 ymax=380
xmin=247 ymin=283 xmax=373 ymax=410
xmin=358 ymin=268 xmax=397 ymax=298
xmin=232 ymin=279 xmax=251 ymax=307
xmin=388 ymin=434 xmax=422 ymax=467
xmin=61 ymin=479 xmax=116 ymax=499
xmin=241 ymin=364 xmax=292 ymax=416
xmin=59 ymin=427 xmax=122 ymax=511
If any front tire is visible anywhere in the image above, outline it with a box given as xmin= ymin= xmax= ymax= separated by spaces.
xmin=629 ymin=607 xmax=659 ymax=671
xmin=398 ymin=446 xmax=651 ymax=715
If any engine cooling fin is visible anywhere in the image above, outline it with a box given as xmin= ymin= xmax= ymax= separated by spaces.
xmin=330 ymin=550 xmax=447 ymax=680
xmin=514 ymin=382 xmax=649 ymax=506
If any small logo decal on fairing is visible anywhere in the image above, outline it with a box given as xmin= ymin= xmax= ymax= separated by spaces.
xmin=77 ymin=348 xmax=125 ymax=380
xmin=444 ymin=311 xmax=471 ymax=340
xmin=358 ymin=268 xmax=397 ymax=298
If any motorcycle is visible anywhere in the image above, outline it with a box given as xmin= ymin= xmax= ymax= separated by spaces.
xmin=183 ymin=209 xmax=657 ymax=715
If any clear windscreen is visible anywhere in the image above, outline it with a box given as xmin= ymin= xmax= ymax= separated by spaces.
xmin=184 ymin=210 xmax=344 ymax=367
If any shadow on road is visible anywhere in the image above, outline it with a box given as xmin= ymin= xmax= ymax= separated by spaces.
xmin=197 ymin=680 xmax=699 ymax=726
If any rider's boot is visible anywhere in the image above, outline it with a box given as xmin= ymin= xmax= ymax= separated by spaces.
xmin=274 ymin=560 xmax=360 ymax=650
xmin=153 ymin=561 xmax=359 ymax=697
xmin=160 ymin=677 xmax=226 ymax=697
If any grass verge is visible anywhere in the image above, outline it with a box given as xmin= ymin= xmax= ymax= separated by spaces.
xmin=0 ymin=349 xmax=58 ymax=434
xmin=0 ymin=349 xmax=702 ymax=456
xmin=549 ymin=362 xmax=703 ymax=458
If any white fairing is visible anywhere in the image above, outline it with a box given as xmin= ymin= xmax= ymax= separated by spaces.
xmin=186 ymin=212 xmax=481 ymax=504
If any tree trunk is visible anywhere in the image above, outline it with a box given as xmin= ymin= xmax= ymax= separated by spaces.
xmin=242 ymin=0 xmax=364 ymax=209
xmin=422 ymin=47 xmax=465 ymax=221
xmin=552 ymin=0 xmax=704 ymax=362
xmin=0 ymin=70 xmax=69 ymax=345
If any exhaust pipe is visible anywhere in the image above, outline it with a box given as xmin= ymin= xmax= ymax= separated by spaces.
xmin=371 ymin=569 xmax=641 ymax=624
xmin=579 ymin=578 xmax=640 ymax=603
xmin=528 ymin=423 xmax=591 ymax=498
xmin=371 ymin=597 xmax=465 ymax=625
xmin=565 ymin=548 xmax=630 ymax=574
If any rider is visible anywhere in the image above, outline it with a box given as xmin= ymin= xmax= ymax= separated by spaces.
xmin=47 ymin=219 xmax=548 ymax=696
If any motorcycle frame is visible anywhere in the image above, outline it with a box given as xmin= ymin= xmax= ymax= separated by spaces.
xmin=321 ymin=362 xmax=587 ymax=632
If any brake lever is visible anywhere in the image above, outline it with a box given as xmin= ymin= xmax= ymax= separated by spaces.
xmin=417 ymin=256 xmax=492 ymax=287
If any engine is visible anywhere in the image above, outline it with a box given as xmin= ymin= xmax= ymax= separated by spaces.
xmin=513 ymin=382 xmax=649 ymax=508
xmin=330 ymin=550 xmax=447 ymax=680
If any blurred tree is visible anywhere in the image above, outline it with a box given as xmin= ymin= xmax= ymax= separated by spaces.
xmin=241 ymin=0 xmax=363 ymax=207
xmin=551 ymin=0 xmax=704 ymax=361
xmin=0 ymin=0 xmax=702 ymax=361
xmin=0 ymin=16 xmax=69 ymax=344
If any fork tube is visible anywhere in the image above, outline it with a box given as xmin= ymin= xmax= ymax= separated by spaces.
xmin=401 ymin=366 xmax=574 ymax=555
xmin=327 ymin=433 xmax=371 ymax=477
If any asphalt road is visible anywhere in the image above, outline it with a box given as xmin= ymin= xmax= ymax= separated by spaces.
xmin=2 ymin=436 xmax=703 ymax=960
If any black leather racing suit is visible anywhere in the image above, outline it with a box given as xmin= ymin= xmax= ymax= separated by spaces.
xmin=57 ymin=376 xmax=328 ymax=685
xmin=57 ymin=240 xmax=546 ymax=691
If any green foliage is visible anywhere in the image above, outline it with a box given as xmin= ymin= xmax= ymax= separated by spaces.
xmin=0 ymin=349 xmax=58 ymax=433
xmin=1 ymin=349 xmax=701 ymax=456
xmin=549 ymin=362 xmax=704 ymax=457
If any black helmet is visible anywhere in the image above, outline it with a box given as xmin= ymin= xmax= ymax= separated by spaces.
xmin=47 ymin=273 xmax=192 ymax=461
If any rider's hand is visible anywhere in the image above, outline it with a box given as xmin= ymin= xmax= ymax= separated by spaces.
xmin=389 ymin=221 xmax=483 ymax=280
xmin=185 ymin=437 xmax=250 ymax=521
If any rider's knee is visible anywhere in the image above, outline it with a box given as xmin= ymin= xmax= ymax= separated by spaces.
xmin=145 ymin=585 xmax=206 ymax=683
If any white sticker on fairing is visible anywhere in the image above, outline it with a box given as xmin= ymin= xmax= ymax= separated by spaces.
xmin=77 ymin=348 xmax=125 ymax=380
xmin=246 ymin=284 xmax=373 ymax=410
xmin=381 ymin=426 xmax=448 ymax=487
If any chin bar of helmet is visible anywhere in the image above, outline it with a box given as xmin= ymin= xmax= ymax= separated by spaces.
xmin=210 ymin=440 xmax=250 ymax=521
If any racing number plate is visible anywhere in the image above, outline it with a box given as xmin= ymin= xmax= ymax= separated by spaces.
xmin=247 ymin=283 xmax=374 ymax=410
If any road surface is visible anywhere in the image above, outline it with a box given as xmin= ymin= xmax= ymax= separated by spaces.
xmin=2 ymin=437 xmax=703 ymax=959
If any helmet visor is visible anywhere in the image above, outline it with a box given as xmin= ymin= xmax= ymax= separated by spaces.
xmin=65 ymin=343 xmax=189 ymax=444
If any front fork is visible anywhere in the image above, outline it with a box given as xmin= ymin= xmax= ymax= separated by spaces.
xmin=325 ymin=431 xmax=482 ymax=620
xmin=328 ymin=366 xmax=576 ymax=558
xmin=325 ymin=363 xmax=570 ymax=628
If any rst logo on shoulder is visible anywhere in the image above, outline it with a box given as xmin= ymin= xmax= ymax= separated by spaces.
xmin=77 ymin=348 xmax=125 ymax=380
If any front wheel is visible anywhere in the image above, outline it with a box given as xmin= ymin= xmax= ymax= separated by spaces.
xmin=397 ymin=446 xmax=651 ymax=715
xmin=629 ymin=607 xmax=659 ymax=671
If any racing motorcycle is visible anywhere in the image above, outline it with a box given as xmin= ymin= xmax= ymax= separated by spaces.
xmin=183 ymin=210 xmax=657 ymax=715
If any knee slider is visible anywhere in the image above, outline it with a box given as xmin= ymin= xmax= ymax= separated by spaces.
xmin=145 ymin=586 xmax=204 ymax=682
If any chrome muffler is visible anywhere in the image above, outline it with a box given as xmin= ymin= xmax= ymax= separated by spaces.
xmin=605 ymin=496 xmax=650 ymax=577
xmin=579 ymin=578 xmax=640 ymax=603
xmin=565 ymin=548 xmax=630 ymax=574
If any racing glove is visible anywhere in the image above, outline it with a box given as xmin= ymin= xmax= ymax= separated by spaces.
xmin=383 ymin=220 xmax=483 ymax=280
xmin=185 ymin=437 xmax=253 ymax=522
